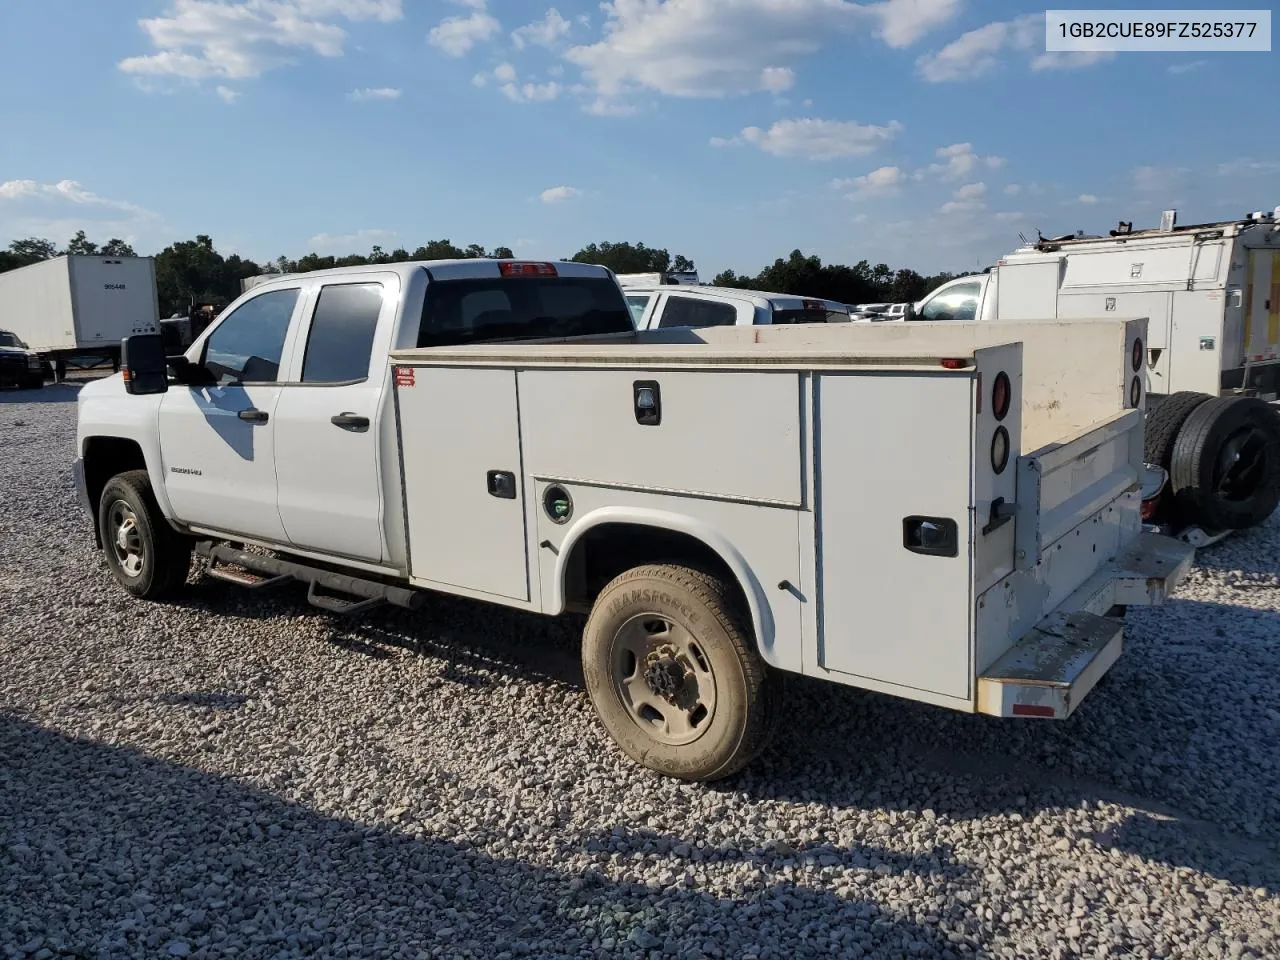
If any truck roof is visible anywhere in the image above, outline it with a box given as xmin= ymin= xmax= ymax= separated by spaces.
xmin=242 ymin=259 xmax=616 ymax=288
xmin=1009 ymin=212 xmax=1278 ymax=256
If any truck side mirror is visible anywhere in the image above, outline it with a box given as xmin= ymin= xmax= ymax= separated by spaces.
xmin=121 ymin=333 xmax=169 ymax=395
xmin=901 ymin=303 xmax=917 ymax=322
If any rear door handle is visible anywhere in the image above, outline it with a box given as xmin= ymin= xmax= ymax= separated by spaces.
xmin=331 ymin=413 xmax=370 ymax=430
xmin=238 ymin=408 xmax=269 ymax=424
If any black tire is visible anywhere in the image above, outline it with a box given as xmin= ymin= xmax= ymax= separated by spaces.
xmin=21 ymin=374 xmax=44 ymax=390
xmin=1170 ymin=396 xmax=1280 ymax=531
xmin=97 ymin=469 xmax=192 ymax=600
xmin=582 ymin=563 xmax=779 ymax=782
xmin=1144 ymin=391 xmax=1212 ymax=472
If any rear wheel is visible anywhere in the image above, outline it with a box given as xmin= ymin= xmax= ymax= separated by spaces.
xmin=98 ymin=469 xmax=192 ymax=600
xmin=1170 ymin=396 xmax=1280 ymax=531
xmin=1144 ymin=391 xmax=1212 ymax=472
xmin=582 ymin=564 xmax=779 ymax=781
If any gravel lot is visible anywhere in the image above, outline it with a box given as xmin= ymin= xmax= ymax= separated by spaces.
xmin=2 ymin=383 xmax=1278 ymax=960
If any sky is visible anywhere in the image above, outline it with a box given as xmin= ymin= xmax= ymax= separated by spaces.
xmin=0 ymin=0 xmax=1277 ymax=279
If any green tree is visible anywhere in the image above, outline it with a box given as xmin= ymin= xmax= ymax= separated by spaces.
xmin=568 ymin=241 xmax=694 ymax=275
xmin=102 ymin=238 xmax=137 ymax=257
xmin=153 ymin=235 xmax=261 ymax=315
xmin=66 ymin=230 xmax=99 ymax=256
xmin=491 ymin=245 xmax=515 ymax=259
xmin=7 ymin=237 xmax=59 ymax=264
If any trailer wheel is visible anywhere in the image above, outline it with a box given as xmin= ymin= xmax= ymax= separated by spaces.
xmin=1170 ymin=396 xmax=1280 ymax=531
xmin=98 ymin=469 xmax=192 ymax=600
xmin=1144 ymin=391 xmax=1213 ymax=471
xmin=582 ymin=564 xmax=779 ymax=782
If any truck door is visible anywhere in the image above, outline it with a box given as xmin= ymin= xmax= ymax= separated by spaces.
xmin=157 ymin=286 xmax=304 ymax=542
xmin=272 ymin=277 xmax=398 ymax=563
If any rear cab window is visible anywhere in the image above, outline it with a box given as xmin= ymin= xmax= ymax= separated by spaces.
xmin=418 ymin=273 xmax=632 ymax=347
xmin=771 ymin=300 xmax=849 ymax=324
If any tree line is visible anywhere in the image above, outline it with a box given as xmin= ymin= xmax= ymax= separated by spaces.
xmin=0 ymin=232 xmax=958 ymax=316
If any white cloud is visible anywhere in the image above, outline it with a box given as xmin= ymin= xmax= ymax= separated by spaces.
xmin=711 ymin=117 xmax=903 ymax=160
xmin=1071 ymin=193 xmax=1100 ymax=205
xmin=428 ymin=5 xmax=500 ymax=57
xmin=0 ymin=179 xmax=151 ymax=216
xmin=759 ymin=67 xmax=796 ymax=93
xmin=502 ymin=80 xmax=561 ymax=102
xmin=1216 ymin=158 xmax=1280 ymax=178
xmin=347 ymin=86 xmax=401 ymax=101
xmin=1004 ymin=184 xmax=1022 ymax=196
xmin=494 ymin=62 xmax=517 ymax=83
xmin=119 ymin=0 xmax=403 ymax=83
xmin=1131 ymin=165 xmax=1189 ymax=193
xmin=540 ymin=186 xmax=580 ymax=204
xmin=833 ymin=165 xmax=907 ymax=198
xmin=921 ymin=142 xmax=1004 ymax=181
xmin=215 ymin=84 xmax=239 ymax=102
xmin=1030 ymin=50 xmax=1114 ymax=71
xmin=939 ymin=181 xmax=987 ymax=214
xmin=918 ymin=13 xmax=1112 ymax=82
xmin=0 ymin=179 xmax=161 ymax=251
xmin=1168 ymin=59 xmax=1206 ymax=75
xmin=512 ymin=8 xmax=571 ymax=49
xmin=565 ymin=0 xmax=958 ymax=103
xmin=308 ymin=227 xmax=398 ymax=251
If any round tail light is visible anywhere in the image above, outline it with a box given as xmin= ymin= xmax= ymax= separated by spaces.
xmin=991 ymin=426 xmax=1010 ymax=474
xmin=1129 ymin=375 xmax=1142 ymax=407
xmin=992 ymin=371 xmax=1011 ymax=422
xmin=1132 ymin=338 xmax=1144 ymax=372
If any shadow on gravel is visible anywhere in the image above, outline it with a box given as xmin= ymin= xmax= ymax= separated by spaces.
xmin=0 ymin=383 xmax=83 ymax=405
xmin=0 ymin=714 xmax=974 ymax=960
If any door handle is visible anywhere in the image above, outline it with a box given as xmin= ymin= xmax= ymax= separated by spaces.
xmin=331 ymin=413 xmax=370 ymax=430
xmin=238 ymin=408 xmax=269 ymax=424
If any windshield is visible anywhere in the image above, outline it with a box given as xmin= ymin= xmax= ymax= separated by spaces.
xmin=0 ymin=332 xmax=25 ymax=348
xmin=418 ymin=276 xmax=633 ymax=347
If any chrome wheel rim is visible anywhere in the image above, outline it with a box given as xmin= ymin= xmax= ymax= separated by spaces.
xmin=108 ymin=499 xmax=144 ymax=578
xmin=609 ymin=613 xmax=717 ymax=746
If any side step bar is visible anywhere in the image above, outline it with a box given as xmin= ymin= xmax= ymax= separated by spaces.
xmin=195 ymin=542 xmax=424 ymax=616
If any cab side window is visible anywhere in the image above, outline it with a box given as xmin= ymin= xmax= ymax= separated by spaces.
xmin=657 ymin=296 xmax=737 ymax=329
xmin=301 ymin=283 xmax=384 ymax=384
xmin=920 ymin=281 xmax=982 ymax=322
xmin=202 ymin=289 xmax=300 ymax=384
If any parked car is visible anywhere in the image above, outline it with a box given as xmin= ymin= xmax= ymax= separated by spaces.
xmin=0 ymin=329 xmax=46 ymax=389
xmin=626 ymin=284 xmax=850 ymax=330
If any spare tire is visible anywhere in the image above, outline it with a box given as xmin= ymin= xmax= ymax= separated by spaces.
xmin=1144 ymin=391 xmax=1213 ymax=471
xmin=1170 ymin=396 xmax=1280 ymax=531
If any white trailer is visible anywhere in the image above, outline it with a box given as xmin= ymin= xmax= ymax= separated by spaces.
xmin=0 ymin=255 xmax=160 ymax=376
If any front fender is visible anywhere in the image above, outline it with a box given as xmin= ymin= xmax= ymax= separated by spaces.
xmin=550 ymin=505 xmax=788 ymax=671
xmin=75 ymin=374 xmax=173 ymax=520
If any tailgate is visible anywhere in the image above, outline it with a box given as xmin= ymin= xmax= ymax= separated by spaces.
xmin=1013 ymin=408 xmax=1143 ymax=573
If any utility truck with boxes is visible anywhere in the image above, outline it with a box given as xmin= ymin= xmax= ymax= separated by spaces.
xmin=0 ymin=254 xmax=161 ymax=379
xmin=74 ymin=258 xmax=1193 ymax=781
xmin=909 ymin=207 xmax=1280 ymax=545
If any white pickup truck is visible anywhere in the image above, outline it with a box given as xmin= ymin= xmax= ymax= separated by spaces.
xmin=75 ymin=258 xmax=1194 ymax=781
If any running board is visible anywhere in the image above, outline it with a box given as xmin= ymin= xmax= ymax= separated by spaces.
xmin=1110 ymin=531 xmax=1196 ymax=606
xmin=194 ymin=541 xmax=423 ymax=615
xmin=977 ymin=611 xmax=1122 ymax=720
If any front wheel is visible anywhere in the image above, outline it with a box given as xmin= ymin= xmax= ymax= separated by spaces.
xmin=582 ymin=564 xmax=779 ymax=781
xmin=98 ymin=469 xmax=192 ymax=600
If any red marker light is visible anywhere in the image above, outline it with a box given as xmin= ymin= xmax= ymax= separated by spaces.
xmin=940 ymin=358 xmax=970 ymax=369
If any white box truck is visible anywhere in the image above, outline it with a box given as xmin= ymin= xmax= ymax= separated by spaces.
xmin=72 ymin=258 xmax=1192 ymax=782
xmin=907 ymin=207 xmax=1280 ymax=544
xmin=0 ymin=255 xmax=160 ymax=378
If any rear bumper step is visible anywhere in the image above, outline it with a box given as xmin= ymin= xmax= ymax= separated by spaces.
xmin=1111 ymin=531 xmax=1196 ymax=606
xmin=978 ymin=532 xmax=1195 ymax=720
xmin=977 ymin=611 xmax=1123 ymax=719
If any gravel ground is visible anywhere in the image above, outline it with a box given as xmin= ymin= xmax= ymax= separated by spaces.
xmin=2 ymin=382 xmax=1278 ymax=960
